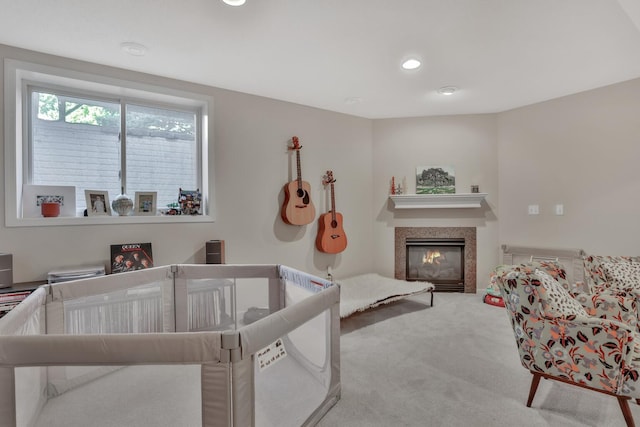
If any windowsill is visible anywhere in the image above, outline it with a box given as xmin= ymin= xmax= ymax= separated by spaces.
xmin=6 ymin=214 xmax=215 ymax=228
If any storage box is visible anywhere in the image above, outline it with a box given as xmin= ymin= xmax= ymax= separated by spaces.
xmin=47 ymin=264 xmax=105 ymax=284
xmin=0 ymin=253 xmax=12 ymax=289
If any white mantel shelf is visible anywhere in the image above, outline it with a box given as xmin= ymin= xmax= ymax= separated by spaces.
xmin=389 ymin=193 xmax=488 ymax=209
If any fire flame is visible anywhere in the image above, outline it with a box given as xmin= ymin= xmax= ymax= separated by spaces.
xmin=422 ymin=250 xmax=442 ymax=265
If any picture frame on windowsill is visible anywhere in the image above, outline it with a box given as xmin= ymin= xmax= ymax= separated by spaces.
xmin=85 ymin=190 xmax=111 ymax=216
xmin=179 ymin=188 xmax=202 ymax=215
xmin=134 ymin=191 xmax=157 ymax=216
xmin=22 ymin=184 xmax=77 ymax=218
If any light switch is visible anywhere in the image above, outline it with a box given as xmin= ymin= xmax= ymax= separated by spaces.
xmin=528 ymin=204 xmax=539 ymax=215
xmin=555 ymin=204 xmax=564 ymax=215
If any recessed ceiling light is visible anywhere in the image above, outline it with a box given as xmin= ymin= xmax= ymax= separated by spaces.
xmin=120 ymin=42 xmax=148 ymax=57
xmin=344 ymin=97 xmax=363 ymax=105
xmin=401 ymin=58 xmax=421 ymax=70
xmin=222 ymin=0 xmax=246 ymax=5
xmin=437 ymin=86 xmax=458 ymax=95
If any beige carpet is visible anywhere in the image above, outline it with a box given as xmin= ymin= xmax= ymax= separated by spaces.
xmin=318 ymin=291 xmax=640 ymax=427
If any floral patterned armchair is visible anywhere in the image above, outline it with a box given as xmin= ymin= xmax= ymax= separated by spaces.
xmin=504 ymin=259 xmax=639 ymax=335
xmin=494 ymin=262 xmax=640 ymax=427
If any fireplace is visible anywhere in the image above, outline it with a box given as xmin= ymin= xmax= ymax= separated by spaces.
xmin=395 ymin=227 xmax=476 ymax=293
xmin=406 ymin=238 xmax=465 ymax=292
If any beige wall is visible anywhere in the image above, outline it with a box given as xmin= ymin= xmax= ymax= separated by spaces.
xmin=212 ymin=89 xmax=374 ymax=277
xmin=2 ymin=43 xmax=639 ymax=286
xmin=0 ymin=44 xmax=373 ymax=282
xmin=371 ymin=115 xmax=500 ymax=286
xmin=497 ymin=78 xmax=640 ymax=255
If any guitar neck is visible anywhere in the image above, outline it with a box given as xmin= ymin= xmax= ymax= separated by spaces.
xmin=296 ymin=150 xmax=303 ymax=189
xmin=330 ymin=182 xmax=336 ymax=222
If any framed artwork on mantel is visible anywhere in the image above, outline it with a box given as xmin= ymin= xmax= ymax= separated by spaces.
xmin=416 ymin=166 xmax=456 ymax=194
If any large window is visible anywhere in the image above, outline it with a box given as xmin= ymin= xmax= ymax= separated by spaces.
xmin=29 ymin=88 xmax=199 ymax=212
xmin=4 ymin=59 xmax=212 ymax=226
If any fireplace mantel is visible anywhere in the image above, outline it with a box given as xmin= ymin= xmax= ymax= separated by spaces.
xmin=389 ymin=193 xmax=487 ymax=209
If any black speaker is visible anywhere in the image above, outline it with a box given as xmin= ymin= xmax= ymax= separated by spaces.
xmin=206 ymin=240 xmax=225 ymax=264
xmin=0 ymin=253 xmax=13 ymax=289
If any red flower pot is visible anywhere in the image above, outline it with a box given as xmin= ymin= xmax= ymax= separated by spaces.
xmin=41 ymin=202 xmax=61 ymax=217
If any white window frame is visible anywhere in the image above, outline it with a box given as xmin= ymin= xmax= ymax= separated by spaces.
xmin=4 ymin=58 xmax=214 ymax=227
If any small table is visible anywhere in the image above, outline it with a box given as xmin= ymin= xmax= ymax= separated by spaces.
xmin=0 ymin=281 xmax=45 ymax=294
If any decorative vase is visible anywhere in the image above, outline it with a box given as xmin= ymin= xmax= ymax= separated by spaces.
xmin=111 ymin=189 xmax=134 ymax=216
xmin=41 ymin=202 xmax=60 ymax=217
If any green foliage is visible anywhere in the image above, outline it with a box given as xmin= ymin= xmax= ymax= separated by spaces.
xmin=416 ymin=186 xmax=455 ymax=194
xmin=36 ymin=91 xmax=194 ymax=137
xmin=37 ymin=93 xmax=59 ymax=120
xmin=66 ymin=102 xmax=119 ymax=126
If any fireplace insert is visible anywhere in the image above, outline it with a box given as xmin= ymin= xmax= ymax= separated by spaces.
xmin=405 ymin=238 xmax=464 ymax=292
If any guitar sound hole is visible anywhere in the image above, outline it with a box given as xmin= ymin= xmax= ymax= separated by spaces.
xmin=298 ymin=189 xmax=310 ymax=204
xmin=331 ymin=220 xmax=338 ymax=228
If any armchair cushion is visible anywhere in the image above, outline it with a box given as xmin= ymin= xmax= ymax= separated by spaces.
xmin=535 ymin=269 xmax=587 ymax=319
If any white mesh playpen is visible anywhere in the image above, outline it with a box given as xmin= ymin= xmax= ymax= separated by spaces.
xmin=0 ymin=264 xmax=340 ymax=427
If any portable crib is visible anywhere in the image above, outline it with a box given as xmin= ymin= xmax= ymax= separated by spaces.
xmin=0 ymin=264 xmax=340 ymax=427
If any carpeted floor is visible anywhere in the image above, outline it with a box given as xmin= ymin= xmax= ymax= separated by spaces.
xmin=317 ymin=292 xmax=640 ymax=427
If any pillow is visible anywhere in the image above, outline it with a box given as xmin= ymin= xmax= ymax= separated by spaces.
xmin=584 ymin=255 xmax=640 ymax=291
xmin=603 ymin=262 xmax=640 ymax=290
xmin=535 ymin=269 xmax=587 ymax=319
xmin=530 ymin=260 xmax=572 ymax=292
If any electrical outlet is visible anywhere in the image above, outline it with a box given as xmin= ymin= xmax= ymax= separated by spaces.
xmin=555 ymin=204 xmax=564 ymax=215
xmin=528 ymin=204 xmax=539 ymax=215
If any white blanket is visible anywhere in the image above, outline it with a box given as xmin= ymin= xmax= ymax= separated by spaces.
xmin=336 ymin=273 xmax=434 ymax=318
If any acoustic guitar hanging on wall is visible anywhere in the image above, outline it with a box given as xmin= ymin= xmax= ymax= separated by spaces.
xmin=281 ymin=136 xmax=316 ymax=225
xmin=316 ymin=170 xmax=348 ymax=254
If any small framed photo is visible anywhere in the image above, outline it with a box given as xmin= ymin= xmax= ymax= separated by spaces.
xmin=179 ymin=188 xmax=202 ymax=215
xmin=134 ymin=191 xmax=157 ymax=216
xmin=22 ymin=184 xmax=76 ymax=217
xmin=85 ymin=190 xmax=111 ymax=216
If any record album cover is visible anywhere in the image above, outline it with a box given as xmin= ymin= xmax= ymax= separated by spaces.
xmin=110 ymin=242 xmax=153 ymax=273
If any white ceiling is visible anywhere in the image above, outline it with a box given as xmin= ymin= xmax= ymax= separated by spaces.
xmin=1 ymin=0 xmax=640 ymax=119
